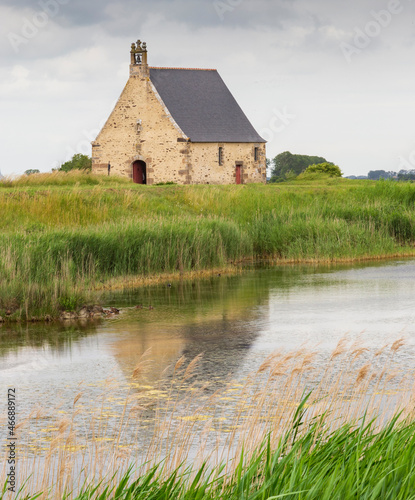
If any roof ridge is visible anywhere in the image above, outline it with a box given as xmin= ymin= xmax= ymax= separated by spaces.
xmin=149 ymin=66 xmax=217 ymax=71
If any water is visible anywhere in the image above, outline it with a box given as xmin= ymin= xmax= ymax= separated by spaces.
xmin=1 ymin=259 xmax=415 ymax=458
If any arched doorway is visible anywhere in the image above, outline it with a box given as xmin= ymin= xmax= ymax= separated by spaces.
xmin=132 ymin=160 xmax=147 ymax=184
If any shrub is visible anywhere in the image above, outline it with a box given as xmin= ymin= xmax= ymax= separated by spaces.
xmin=304 ymin=162 xmax=342 ymax=177
xmin=58 ymin=154 xmax=92 ymax=172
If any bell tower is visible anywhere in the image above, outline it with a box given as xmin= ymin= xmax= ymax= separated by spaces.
xmin=130 ymin=39 xmax=148 ymax=77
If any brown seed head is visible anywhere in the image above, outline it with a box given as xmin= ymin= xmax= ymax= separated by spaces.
xmin=174 ymin=355 xmax=186 ymax=372
xmin=356 ymin=363 xmax=371 ymax=384
xmin=58 ymin=418 xmax=71 ymax=435
xmin=330 ymin=338 xmax=348 ymax=360
xmin=391 ymin=338 xmax=405 ymax=353
xmin=184 ymin=354 xmax=204 ymax=380
xmin=73 ymin=392 xmax=82 ymax=406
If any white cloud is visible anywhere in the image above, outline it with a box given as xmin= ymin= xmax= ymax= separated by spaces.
xmin=1 ymin=0 xmax=415 ymax=176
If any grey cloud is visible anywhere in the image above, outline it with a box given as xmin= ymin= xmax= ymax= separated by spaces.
xmin=1 ymin=0 xmax=303 ymax=65
xmin=3 ymin=0 xmax=305 ymax=35
xmin=4 ymin=0 xmax=402 ymax=33
xmin=3 ymin=0 xmax=413 ymax=67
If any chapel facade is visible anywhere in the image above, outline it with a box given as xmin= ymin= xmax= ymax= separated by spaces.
xmin=91 ymin=40 xmax=266 ymax=185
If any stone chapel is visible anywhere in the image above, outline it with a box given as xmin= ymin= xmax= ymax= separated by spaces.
xmin=92 ymin=40 xmax=266 ymax=184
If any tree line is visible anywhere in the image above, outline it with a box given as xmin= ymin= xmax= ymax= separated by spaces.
xmin=365 ymin=170 xmax=415 ymax=181
xmin=268 ymin=152 xmax=415 ymax=183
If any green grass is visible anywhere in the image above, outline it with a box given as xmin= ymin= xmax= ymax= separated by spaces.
xmin=86 ymin=418 xmax=415 ymax=500
xmin=1 ymin=172 xmax=415 ymax=319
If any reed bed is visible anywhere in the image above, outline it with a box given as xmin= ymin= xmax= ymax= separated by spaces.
xmin=1 ymin=174 xmax=415 ymax=319
xmin=1 ymin=340 xmax=414 ymax=499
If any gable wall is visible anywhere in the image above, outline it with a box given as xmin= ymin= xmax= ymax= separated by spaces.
xmin=92 ymin=69 xmax=191 ymax=184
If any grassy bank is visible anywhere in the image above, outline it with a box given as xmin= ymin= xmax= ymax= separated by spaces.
xmin=1 ymin=171 xmax=415 ymax=319
xmin=2 ymin=340 xmax=414 ymax=499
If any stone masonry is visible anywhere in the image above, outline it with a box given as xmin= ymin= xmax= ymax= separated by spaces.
xmin=92 ymin=40 xmax=266 ymax=185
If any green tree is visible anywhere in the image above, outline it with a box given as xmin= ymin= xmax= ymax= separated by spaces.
xmin=271 ymin=152 xmax=330 ymax=180
xmin=397 ymin=170 xmax=415 ymax=181
xmin=24 ymin=169 xmax=40 ymax=175
xmin=58 ymin=154 xmax=92 ymax=172
xmin=304 ymin=162 xmax=342 ymax=177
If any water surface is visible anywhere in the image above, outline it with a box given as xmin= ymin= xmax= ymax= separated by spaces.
xmin=1 ymin=259 xmax=415 ymax=450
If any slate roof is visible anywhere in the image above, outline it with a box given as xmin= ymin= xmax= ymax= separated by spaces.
xmin=149 ymin=68 xmax=265 ymax=143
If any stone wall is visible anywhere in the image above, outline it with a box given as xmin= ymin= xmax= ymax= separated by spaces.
xmin=92 ymin=64 xmax=266 ymax=185
xmin=190 ymin=143 xmax=266 ymax=184
xmin=92 ymin=64 xmax=189 ymax=184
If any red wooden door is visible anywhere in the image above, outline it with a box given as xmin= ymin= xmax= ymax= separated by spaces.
xmin=133 ymin=163 xmax=139 ymax=183
xmin=235 ymin=165 xmax=242 ymax=185
xmin=133 ymin=161 xmax=146 ymax=184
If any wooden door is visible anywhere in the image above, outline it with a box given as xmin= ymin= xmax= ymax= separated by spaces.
xmin=235 ymin=165 xmax=242 ymax=185
xmin=133 ymin=161 xmax=146 ymax=184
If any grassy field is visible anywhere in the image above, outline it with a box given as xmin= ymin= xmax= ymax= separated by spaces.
xmin=1 ymin=171 xmax=415 ymax=319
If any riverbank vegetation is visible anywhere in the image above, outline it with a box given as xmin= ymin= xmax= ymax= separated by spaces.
xmin=2 ymin=340 xmax=414 ymax=499
xmin=1 ymin=171 xmax=415 ymax=319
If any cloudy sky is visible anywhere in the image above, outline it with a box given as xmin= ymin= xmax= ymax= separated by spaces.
xmin=1 ymin=0 xmax=415 ymax=177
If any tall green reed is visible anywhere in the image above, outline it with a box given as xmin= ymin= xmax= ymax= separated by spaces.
xmin=1 ymin=175 xmax=415 ymax=318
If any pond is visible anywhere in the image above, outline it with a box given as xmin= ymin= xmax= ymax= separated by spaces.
xmin=1 ymin=259 xmax=415 ymax=467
